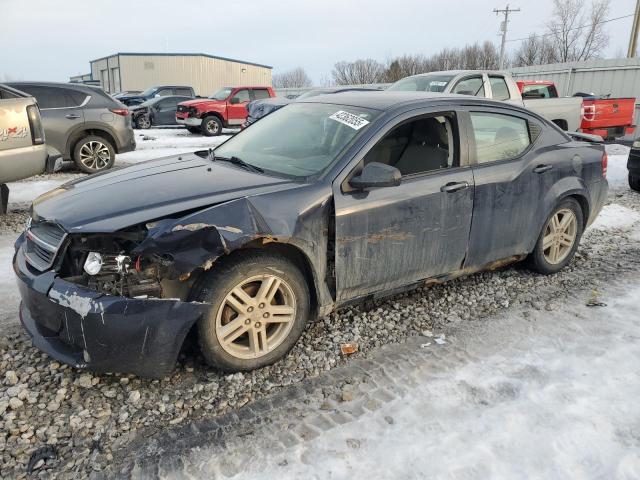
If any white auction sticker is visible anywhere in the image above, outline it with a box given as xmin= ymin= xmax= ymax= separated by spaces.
xmin=329 ymin=110 xmax=370 ymax=130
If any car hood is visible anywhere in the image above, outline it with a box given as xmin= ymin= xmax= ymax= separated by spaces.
xmin=32 ymin=153 xmax=300 ymax=232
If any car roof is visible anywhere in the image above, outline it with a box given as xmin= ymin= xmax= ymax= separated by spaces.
xmin=296 ymin=90 xmax=519 ymax=112
xmin=8 ymin=81 xmax=103 ymax=92
xmin=407 ymin=70 xmax=509 ymax=77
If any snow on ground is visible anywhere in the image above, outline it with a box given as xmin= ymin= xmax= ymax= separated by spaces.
xmin=589 ymin=204 xmax=640 ymax=231
xmin=0 ymin=235 xmax=20 ymax=326
xmin=117 ymin=127 xmax=233 ymax=165
xmin=228 ymin=283 xmax=640 ymax=480
xmin=6 ymin=179 xmax=68 ymax=204
xmin=605 ymin=143 xmax=630 ymax=190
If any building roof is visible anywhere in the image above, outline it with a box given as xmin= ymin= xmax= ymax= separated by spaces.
xmin=90 ymin=52 xmax=272 ymax=70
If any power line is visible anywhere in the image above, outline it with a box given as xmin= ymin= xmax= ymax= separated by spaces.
xmin=506 ymin=13 xmax=635 ymax=43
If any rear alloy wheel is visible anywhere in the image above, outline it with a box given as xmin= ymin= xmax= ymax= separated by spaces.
xmin=629 ymin=173 xmax=640 ymax=192
xmin=201 ymin=115 xmax=222 ymax=136
xmin=73 ymin=135 xmax=115 ymax=174
xmin=135 ymin=114 xmax=151 ymax=129
xmin=528 ymin=198 xmax=583 ymax=274
xmin=193 ymin=253 xmax=310 ymax=371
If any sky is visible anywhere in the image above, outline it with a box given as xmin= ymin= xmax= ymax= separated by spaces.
xmin=1 ymin=0 xmax=637 ymax=84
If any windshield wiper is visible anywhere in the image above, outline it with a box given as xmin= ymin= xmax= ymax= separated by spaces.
xmin=210 ymin=151 xmax=264 ymax=173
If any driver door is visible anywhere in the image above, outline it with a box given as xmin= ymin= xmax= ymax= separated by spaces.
xmin=332 ymin=111 xmax=474 ymax=302
xmin=227 ymin=89 xmax=251 ymax=126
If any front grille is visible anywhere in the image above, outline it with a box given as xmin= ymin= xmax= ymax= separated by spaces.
xmin=24 ymin=222 xmax=67 ymax=272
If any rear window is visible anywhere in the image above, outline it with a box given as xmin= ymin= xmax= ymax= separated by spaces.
xmin=522 ymin=84 xmax=558 ymax=99
xmin=470 ymin=112 xmax=531 ymax=163
xmin=10 ymin=85 xmax=86 ymax=109
xmin=175 ymin=88 xmax=193 ymax=96
xmin=489 ymin=76 xmax=510 ymax=101
xmin=252 ymin=89 xmax=270 ymax=100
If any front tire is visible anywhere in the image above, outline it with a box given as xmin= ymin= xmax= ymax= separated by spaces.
xmin=73 ymin=135 xmax=115 ymax=174
xmin=192 ymin=252 xmax=310 ymax=372
xmin=135 ymin=114 xmax=151 ymax=129
xmin=527 ymin=198 xmax=584 ymax=275
xmin=201 ymin=115 xmax=222 ymax=136
xmin=186 ymin=126 xmax=200 ymax=134
xmin=630 ymin=173 xmax=640 ymax=192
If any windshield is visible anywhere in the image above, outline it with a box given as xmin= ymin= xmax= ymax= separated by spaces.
xmin=139 ymin=87 xmax=158 ymax=97
xmin=214 ymin=103 xmax=380 ymax=178
xmin=210 ymin=87 xmax=233 ymax=100
xmin=388 ymin=74 xmax=455 ymax=92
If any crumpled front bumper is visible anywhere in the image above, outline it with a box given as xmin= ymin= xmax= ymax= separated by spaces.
xmin=13 ymin=236 xmax=209 ymax=378
xmin=176 ymin=117 xmax=201 ymax=127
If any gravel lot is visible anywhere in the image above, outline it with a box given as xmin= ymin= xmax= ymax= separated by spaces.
xmin=0 ymin=139 xmax=638 ymax=478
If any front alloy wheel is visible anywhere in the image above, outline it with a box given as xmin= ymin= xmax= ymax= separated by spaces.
xmin=216 ymin=275 xmax=296 ymax=359
xmin=194 ymin=252 xmax=310 ymax=371
xmin=136 ymin=114 xmax=151 ymax=129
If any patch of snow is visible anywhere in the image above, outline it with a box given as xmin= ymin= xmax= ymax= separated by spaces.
xmin=0 ymin=237 xmax=20 ymax=327
xmin=6 ymin=180 xmax=67 ymax=205
xmin=228 ymin=284 xmax=640 ymax=480
xmin=605 ymin=144 xmax=630 ymax=190
xmin=589 ymin=204 xmax=640 ymax=231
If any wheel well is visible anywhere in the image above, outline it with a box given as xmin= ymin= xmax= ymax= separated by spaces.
xmin=69 ymin=129 xmax=118 ymax=157
xmin=552 ymin=119 xmax=568 ymax=131
xmin=568 ymin=194 xmax=590 ymax=229
xmin=202 ymin=112 xmax=223 ymax=123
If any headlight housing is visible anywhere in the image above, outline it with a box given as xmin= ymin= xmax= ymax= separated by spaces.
xmin=632 ymin=140 xmax=640 ymax=149
xmin=84 ymin=252 xmax=103 ymax=276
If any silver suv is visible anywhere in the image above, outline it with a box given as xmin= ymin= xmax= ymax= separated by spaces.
xmin=7 ymin=82 xmax=136 ymax=173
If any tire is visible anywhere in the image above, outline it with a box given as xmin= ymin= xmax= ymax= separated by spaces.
xmin=192 ymin=252 xmax=310 ymax=372
xmin=135 ymin=114 xmax=151 ymax=129
xmin=527 ymin=197 xmax=584 ymax=275
xmin=630 ymin=173 xmax=640 ymax=192
xmin=73 ymin=135 xmax=115 ymax=174
xmin=186 ymin=126 xmax=200 ymax=134
xmin=201 ymin=115 xmax=222 ymax=136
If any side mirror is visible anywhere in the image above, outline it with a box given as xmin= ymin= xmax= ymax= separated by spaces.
xmin=230 ymin=97 xmax=240 ymax=105
xmin=349 ymin=162 xmax=401 ymax=190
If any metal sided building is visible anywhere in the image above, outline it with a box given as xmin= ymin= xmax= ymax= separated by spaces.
xmin=88 ymin=52 xmax=272 ymax=95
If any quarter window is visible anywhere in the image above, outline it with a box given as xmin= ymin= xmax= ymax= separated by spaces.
xmin=364 ymin=113 xmax=457 ymax=177
xmin=470 ymin=112 xmax=531 ymax=164
xmin=452 ymin=76 xmax=485 ymax=97
xmin=489 ymin=76 xmax=510 ymax=101
xmin=175 ymin=88 xmax=193 ymax=96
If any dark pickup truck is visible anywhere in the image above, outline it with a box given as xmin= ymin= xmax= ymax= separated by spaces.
xmin=118 ymin=86 xmax=196 ymax=107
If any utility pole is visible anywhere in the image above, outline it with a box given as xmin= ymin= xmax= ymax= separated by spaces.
xmin=494 ymin=4 xmax=520 ymax=70
xmin=628 ymin=0 xmax=640 ymax=57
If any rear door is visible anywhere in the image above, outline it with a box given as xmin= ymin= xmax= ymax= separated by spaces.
xmin=333 ymin=109 xmax=474 ymax=302
xmin=12 ymin=85 xmax=86 ymax=158
xmin=227 ymin=89 xmax=251 ymax=125
xmin=463 ymin=107 xmax=560 ymax=268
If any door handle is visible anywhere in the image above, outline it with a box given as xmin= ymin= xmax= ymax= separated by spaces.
xmin=65 ymin=114 xmax=81 ymax=119
xmin=533 ymin=164 xmax=553 ymax=174
xmin=440 ymin=181 xmax=470 ymax=193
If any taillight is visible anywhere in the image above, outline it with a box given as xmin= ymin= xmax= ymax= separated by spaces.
xmin=601 ymin=151 xmax=608 ymax=178
xmin=582 ymin=104 xmax=596 ymax=121
xmin=26 ymin=104 xmax=45 ymax=145
xmin=110 ymin=108 xmax=130 ymax=116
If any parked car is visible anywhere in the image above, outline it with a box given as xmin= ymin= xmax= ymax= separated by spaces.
xmin=516 ymin=80 xmax=637 ymax=141
xmin=112 ymin=91 xmax=141 ymax=100
xmin=15 ymin=92 xmax=608 ymax=377
xmin=389 ymin=70 xmax=583 ymax=132
xmin=243 ymin=87 xmax=382 ymax=127
xmin=629 ymin=140 xmax=640 ymax=191
xmin=176 ymin=86 xmax=275 ymax=136
xmin=7 ymin=82 xmax=136 ymax=173
xmin=130 ymin=95 xmax=194 ymax=129
xmin=118 ymin=86 xmax=196 ymax=107
xmin=0 ymin=84 xmax=53 ymax=213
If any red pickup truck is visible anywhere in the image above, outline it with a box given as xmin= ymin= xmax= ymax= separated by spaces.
xmin=176 ymin=86 xmax=275 ymax=136
xmin=516 ymin=80 xmax=636 ymax=141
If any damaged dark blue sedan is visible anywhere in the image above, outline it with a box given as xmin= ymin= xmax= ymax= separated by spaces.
xmin=14 ymin=92 xmax=609 ymax=377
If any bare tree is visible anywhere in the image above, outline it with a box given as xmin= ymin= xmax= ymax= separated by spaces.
xmin=547 ymin=0 xmax=610 ymax=62
xmin=512 ymin=34 xmax=558 ymax=66
xmin=272 ymin=67 xmax=313 ymax=88
xmin=332 ymin=59 xmax=385 ymax=85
